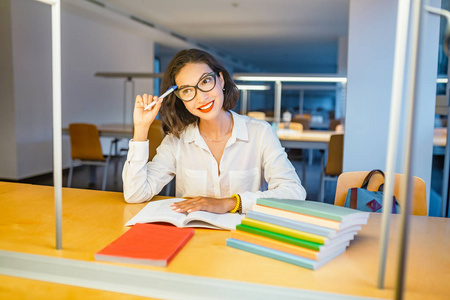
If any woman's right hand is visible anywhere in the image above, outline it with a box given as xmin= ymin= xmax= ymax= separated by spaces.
xmin=133 ymin=94 xmax=163 ymax=141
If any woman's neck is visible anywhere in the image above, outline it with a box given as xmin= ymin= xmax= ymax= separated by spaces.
xmin=198 ymin=110 xmax=232 ymax=140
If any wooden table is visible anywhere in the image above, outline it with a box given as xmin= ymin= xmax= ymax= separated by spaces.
xmin=63 ymin=125 xmax=334 ymax=150
xmin=277 ymin=129 xmax=334 ymax=166
xmin=63 ymin=124 xmax=444 ymax=150
xmin=0 ymin=182 xmax=449 ymax=299
xmin=277 ymin=129 xmax=333 ymax=150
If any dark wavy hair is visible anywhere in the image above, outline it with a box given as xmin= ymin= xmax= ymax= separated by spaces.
xmin=159 ymin=49 xmax=240 ymax=138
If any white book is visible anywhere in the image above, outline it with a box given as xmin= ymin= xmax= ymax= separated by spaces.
xmin=126 ymin=198 xmax=244 ymax=230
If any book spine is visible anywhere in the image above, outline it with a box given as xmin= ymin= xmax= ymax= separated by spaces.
xmin=226 ymin=238 xmax=316 ymax=270
xmin=257 ymin=199 xmax=342 ymax=221
xmin=241 ymin=218 xmax=326 ymax=244
xmin=231 ymin=230 xmax=320 ymax=260
xmin=246 ymin=211 xmax=336 ymax=237
xmin=236 ymin=224 xmax=321 ymax=251
xmin=252 ymin=205 xmax=341 ymax=230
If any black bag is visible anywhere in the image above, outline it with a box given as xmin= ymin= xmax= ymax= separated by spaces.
xmin=344 ymin=169 xmax=400 ymax=213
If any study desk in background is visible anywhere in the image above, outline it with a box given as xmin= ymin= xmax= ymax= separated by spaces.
xmin=277 ymin=129 xmax=332 ymax=150
xmin=0 ymin=182 xmax=449 ymax=300
xmin=63 ymin=124 xmax=446 ymax=149
xmin=63 ymin=124 xmax=334 ymax=150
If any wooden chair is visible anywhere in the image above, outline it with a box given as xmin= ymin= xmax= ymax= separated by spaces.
xmin=68 ymin=123 xmax=112 ymax=191
xmin=147 ymin=120 xmax=165 ymax=162
xmin=293 ymin=115 xmax=311 ymax=130
xmin=147 ymin=120 xmax=173 ymax=195
xmin=334 ymin=171 xmax=427 ymax=216
xmin=318 ymin=134 xmax=344 ymax=202
xmin=247 ymin=111 xmax=266 ymax=120
xmin=335 ymin=124 xmax=345 ymax=133
xmin=329 ymin=118 xmax=343 ymax=131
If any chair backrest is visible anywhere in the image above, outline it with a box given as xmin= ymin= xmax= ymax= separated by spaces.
xmin=289 ymin=122 xmax=303 ymax=131
xmin=247 ymin=111 xmax=266 ymax=120
xmin=293 ymin=114 xmax=311 ymax=130
xmin=329 ymin=118 xmax=342 ymax=131
xmin=334 ymin=171 xmax=427 ymax=216
xmin=324 ymin=134 xmax=344 ymax=176
xmin=148 ymin=119 xmax=165 ymax=161
xmin=335 ymin=124 xmax=345 ymax=133
xmin=69 ymin=123 xmax=104 ymax=161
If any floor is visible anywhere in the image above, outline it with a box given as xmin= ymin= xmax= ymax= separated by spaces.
xmin=16 ymin=150 xmax=338 ymax=204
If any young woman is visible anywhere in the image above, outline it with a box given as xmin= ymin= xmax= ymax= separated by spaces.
xmin=123 ymin=49 xmax=306 ymax=214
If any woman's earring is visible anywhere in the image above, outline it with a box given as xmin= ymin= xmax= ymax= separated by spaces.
xmin=223 ymin=88 xmax=225 ymax=91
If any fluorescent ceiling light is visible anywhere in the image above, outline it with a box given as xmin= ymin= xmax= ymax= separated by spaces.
xmin=437 ymin=78 xmax=448 ymax=84
xmin=234 ymin=73 xmax=347 ymax=83
xmin=236 ymin=84 xmax=271 ymax=90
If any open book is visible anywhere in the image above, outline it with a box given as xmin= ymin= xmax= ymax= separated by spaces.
xmin=126 ymin=198 xmax=244 ymax=230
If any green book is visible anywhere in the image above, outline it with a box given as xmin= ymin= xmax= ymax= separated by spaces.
xmin=241 ymin=217 xmax=327 ymax=245
xmin=236 ymin=224 xmax=322 ymax=251
xmin=256 ymin=199 xmax=370 ymax=222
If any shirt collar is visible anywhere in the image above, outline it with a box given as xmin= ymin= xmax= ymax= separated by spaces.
xmin=183 ymin=123 xmax=198 ymax=144
xmin=230 ymin=110 xmax=249 ymax=142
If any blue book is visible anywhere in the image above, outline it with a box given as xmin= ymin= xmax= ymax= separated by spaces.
xmin=246 ymin=211 xmax=361 ymax=239
xmin=226 ymin=238 xmax=345 ymax=270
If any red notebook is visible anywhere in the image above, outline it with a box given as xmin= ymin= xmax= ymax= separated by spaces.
xmin=95 ymin=223 xmax=194 ymax=267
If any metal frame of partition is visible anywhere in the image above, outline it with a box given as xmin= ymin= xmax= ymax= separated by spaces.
xmin=34 ymin=0 xmax=62 ymax=250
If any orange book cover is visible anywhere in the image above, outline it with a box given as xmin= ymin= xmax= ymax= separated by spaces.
xmin=95 ymin=223 xmax=194 ymax=267
xmin=231 ymin=230 xmax=320 ymax=260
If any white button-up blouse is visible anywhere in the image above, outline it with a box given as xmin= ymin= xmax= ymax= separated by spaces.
xmin=122 ymin=111 xmax=306 ymax=213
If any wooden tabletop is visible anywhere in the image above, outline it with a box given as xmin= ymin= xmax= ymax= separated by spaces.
xmin=0 ymin=182 xmax=449 ymax=299
xmin=277 ymin=129 xmax=334 ymax=150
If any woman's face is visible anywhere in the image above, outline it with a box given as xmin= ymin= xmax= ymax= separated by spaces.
xmin=174 ymin=63 xmax=225 ymax=121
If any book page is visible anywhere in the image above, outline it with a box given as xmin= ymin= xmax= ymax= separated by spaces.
xmin=184 ymin=210 xmax=244 ymax=230
xmin=125 ymin=198 xmax=188 ymax=227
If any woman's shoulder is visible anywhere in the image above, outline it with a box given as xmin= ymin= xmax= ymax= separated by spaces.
xmin=232 ymin=111 xmax=272 ymax=130
xmin=238 ymin=114 xmax=274 ymax=137
xmin=163 ymin=123 xmax=197 ymax=144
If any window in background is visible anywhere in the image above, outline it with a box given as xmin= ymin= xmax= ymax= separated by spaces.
xmin=430 ymin=0 xmax=450 ymax=217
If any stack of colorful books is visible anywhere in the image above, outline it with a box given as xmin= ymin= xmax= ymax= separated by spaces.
xmin=226 ymin=198 xmax=370 ymax=270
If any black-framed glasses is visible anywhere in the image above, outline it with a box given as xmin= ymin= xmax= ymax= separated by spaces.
xmin=174 ymin=72 xmax=217 ymax=102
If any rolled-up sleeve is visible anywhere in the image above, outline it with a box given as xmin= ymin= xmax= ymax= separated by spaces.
xmin=122 ymin=138 xmax=175 ymax=203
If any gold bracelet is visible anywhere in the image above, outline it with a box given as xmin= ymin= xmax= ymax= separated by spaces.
xmin=230 ymin=194 xmax=241 ymax=213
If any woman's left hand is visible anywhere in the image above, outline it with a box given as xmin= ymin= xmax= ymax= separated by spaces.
xmin=170 ymin=197 xmax=236 ymax=214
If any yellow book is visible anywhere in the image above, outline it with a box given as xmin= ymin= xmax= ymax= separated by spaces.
xmin=241 ymin=218 xmax=327 ymax=244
